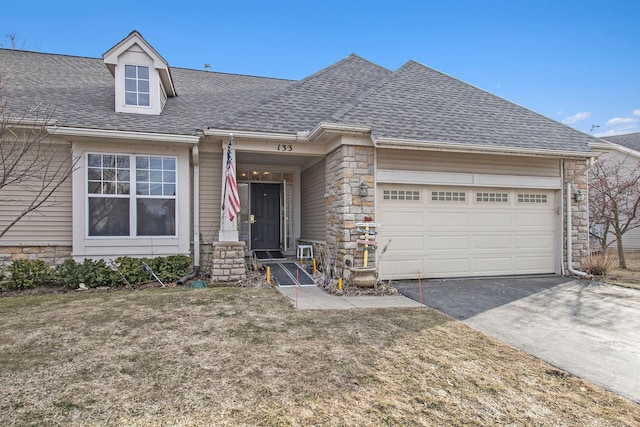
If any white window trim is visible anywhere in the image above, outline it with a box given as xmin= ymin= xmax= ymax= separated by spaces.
xmin=85 ymin=152 xmax=178 ymax=239
xmin=124 ymin=64 xmax=151 ymax=108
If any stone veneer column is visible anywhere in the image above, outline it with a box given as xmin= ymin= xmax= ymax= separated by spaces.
xmin=564 ymin=159 xmax=590 ymax=272
xmin=210 ymin=241 xmax=247 ymax=283
xmin=325 ymin=145 xmax=375 ymax=278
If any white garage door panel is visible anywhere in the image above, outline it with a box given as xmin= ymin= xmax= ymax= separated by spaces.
xmin=379 ymin=259 xmax=424 ymax=279
xmin=472 ymin=234 xmax=511 ymax=250
xmin=378 ymin=185 xmax=557 ymax=279
xmin=429 ymin=212 xmax=470 ymax=227
xmin=514 ymin=212 xmax=552 ymax=227
xmin=515 ymin=256 xmax=554 ymax=270
xmin=380 ymin=211 xmax=425 ymax=227
xmin=429 ymin=258 xmax=470 ymax=275
xmin=430 ymin=235 xmax=469 ymax=250
xmin=514 ymin=234 xmax=554 ymax=249
xmin=473 ymin=257 xmax=514 ymax=273
xmin=380 ymin=235 xmax=424 ymax=251
xmin=473 ymin=213 xmax=512 ymax=226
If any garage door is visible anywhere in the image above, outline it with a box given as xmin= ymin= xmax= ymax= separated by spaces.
xmin=377 ymin=185 xmax=557 ymax=279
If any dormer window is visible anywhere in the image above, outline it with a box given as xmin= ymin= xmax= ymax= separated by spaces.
xmin=103 ymin=31 xmax=177 ymax=115
xmin=125 ymin=65 xmax=150 ymax=107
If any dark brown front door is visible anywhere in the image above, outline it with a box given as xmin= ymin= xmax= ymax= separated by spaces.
xmin=251 ymin=183 xmax=280 ymax=250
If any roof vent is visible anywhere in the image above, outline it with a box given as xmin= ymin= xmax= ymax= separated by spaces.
xmin=204 ymin=63 xmax=211 ymax=71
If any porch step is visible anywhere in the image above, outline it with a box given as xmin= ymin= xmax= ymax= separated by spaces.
xmin=266 ymin=262 xmax=316 ymax=287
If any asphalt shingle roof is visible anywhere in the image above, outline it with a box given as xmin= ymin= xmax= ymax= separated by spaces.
xmin=1 ymin=46 xmax=596 ymax=155
xmin=0 ymin=48 xmax=293 ymax=135
xmin=214 ymin=54 xmax=393 ymax=133
xmin=336 ymin=60 xmax=596 ymax=153
xmin=603 ymin=132 xmax=640 ymax=152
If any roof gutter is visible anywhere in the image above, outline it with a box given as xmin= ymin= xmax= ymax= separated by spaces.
xmin=374 ymin=136 xmax=594 ymax=159
xmin=205 ymin=122 xmax=372 ymax=143
xmin=205 ymin=128 xmax=304 ymax=141
xmin=48 ymin=127 xmax=200 ymax=145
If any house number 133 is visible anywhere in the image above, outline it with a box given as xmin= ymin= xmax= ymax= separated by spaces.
xmin=277 ymin=144 xmax=293 ymax=152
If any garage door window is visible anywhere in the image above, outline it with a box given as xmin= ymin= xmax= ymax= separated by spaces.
xmin=383 ymin=189 xmax=420 ymax=201
xmin=517 ymin=193 xmax=548 ymax=204
xmin=476 ymin=192 xmax=508 ymax=203
xmin=432 ymin=191 xmax=466 ymax=202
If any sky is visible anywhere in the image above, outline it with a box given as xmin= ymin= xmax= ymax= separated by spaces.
xmin=1 ymin=0 xmax=638 ymax=137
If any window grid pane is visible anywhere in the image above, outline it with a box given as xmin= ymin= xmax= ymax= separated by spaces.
xmin=431 ymin=191 xmax=466 ymax=202
xmin=517 ymin=193 xmax=548 ymax=204
xmin=135 ymin=156 xmax=177 ymax=197
xmin=476 ymin=192 xmax=509 ymax=203
xmin=87 ymin=154 xmax=130 ymax=195
xmin=383 ymin=189 xmax=420 ymax=201
xmin=124 ymin=65 xmax=150 ymax=107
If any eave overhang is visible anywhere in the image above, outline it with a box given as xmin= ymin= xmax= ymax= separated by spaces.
xmin=374 ymin=136 xmax=596 ymax=159
xmin=48 ymin=126 xmax=200 ymax=145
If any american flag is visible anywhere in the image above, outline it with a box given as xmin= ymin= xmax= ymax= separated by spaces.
xmin=225 ymin=136 xmax=241 ymax=221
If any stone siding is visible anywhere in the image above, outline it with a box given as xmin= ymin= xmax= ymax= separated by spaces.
xmin=210 ymin=241 xmax=247 ymax=283
xmin=564 ymin=159 xmax=590 ymax=272
xmin=0 ymin=245 xmax=72 ymax=267
xmin=325 ymin=145 xmax=375 ymax=278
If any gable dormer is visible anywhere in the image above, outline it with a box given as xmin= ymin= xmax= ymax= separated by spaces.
xmin=102 ymin=31 xmax=176 ymax=115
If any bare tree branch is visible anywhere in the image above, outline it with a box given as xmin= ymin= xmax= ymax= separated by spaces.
xmin=0 ymin=75 xmax=78 ymax=240
xmin=589 ymin=158 xmax=640 ymax=268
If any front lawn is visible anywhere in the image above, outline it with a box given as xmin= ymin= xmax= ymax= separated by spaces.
xmin=1 ymin=287 xmax=638 ymax=426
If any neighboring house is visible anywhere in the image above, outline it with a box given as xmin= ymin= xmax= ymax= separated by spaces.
xmin=0 ymin=31 xmax=599 ymax=281
xmin=592 ymin=132 xmax=640 ymax=251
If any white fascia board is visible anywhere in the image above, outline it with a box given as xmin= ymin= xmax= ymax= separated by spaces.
xmin=374 ymin=137 xmax=594 ymax=159
xmin=596 ymin=141 xmax=640 ymax=160
xmin=377 ymin=169 xmax=562 ymax=189
xmin=49 ymin=127 xmax=200 ymax=145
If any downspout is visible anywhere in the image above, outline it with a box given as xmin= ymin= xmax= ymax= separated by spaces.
xmin=178 ymin=144 xmax=201 ymax=285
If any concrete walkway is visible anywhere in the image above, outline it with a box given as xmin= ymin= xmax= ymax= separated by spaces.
xmin=276 ymin=285 xmax=423 ymax=310
xmin=394 ymin=277 xmax=640 ymax=404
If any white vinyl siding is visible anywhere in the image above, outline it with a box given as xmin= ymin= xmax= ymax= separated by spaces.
xmin=377 ymin=185 xmax=557 ymax=279
xmin=300 ymin=159 xmax=326 ymax=241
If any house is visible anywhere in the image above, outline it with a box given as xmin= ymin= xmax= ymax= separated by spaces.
xmin=591 ymin=132 xmax=640 ymax=251
xmin=0 ymin=31 xmax=599 ymax=281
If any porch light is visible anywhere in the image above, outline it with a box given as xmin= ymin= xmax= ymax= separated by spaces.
xmin=574 ymin=189 xmax=586 ymax=202
xmin=359 ymin=182 xmax=369 ymax=197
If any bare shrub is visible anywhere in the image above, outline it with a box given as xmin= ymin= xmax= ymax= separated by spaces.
xmin=586 ymin=253 xmax=618 ymax=276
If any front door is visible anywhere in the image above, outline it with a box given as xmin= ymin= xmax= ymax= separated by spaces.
xmin=251 ymin=183 xmax=280 ymax=250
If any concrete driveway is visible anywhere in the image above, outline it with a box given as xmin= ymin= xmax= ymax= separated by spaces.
xmin=393 ymin=276 xmax=640 ymax=404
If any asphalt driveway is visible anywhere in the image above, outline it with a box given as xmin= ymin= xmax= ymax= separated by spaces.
xmin=393 ymin=276 xmax=640 ymax=404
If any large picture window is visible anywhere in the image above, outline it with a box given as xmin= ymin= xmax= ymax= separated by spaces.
xmin=87 ymin=154 xmax=176 ymax=237
xmin=124 ymin=65 xmax=150 ymax=107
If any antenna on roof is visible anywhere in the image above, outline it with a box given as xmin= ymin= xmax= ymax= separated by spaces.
xmin=204 ymin=63 xmax=211 ymax=71
xmin=589 ymin=125 xmax=600 ymax=134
